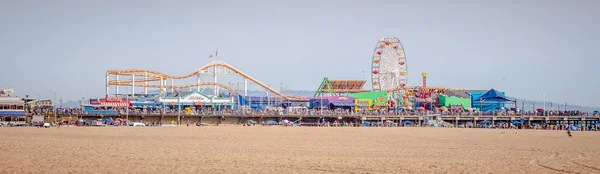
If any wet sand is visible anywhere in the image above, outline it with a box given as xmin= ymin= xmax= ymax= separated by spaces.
xmin=1 ymin=126 xmax=599 ymax=174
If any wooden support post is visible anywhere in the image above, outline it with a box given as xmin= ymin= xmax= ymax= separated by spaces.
xmin=455 ymin=117 xmax=459 ymax=127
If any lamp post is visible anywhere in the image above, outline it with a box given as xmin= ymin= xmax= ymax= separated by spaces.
xmin=177 ymin=96 xmax=181 ymax=127
xmin=542 ymin=93 xmax=546 ymax=116
xmin=479 ymin=98 xmax=486 ymax=116
xmin=51 ymin=89 xmax=56 ymax=124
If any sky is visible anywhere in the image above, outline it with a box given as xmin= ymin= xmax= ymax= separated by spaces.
xmin=0 ymin=0 xmax=598 ymax=107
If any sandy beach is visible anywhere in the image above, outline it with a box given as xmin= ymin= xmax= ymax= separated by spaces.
xmin=0 ymin=126 xmax=599 ymax=174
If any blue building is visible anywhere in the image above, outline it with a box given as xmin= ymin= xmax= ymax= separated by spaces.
xmin=469 ymin=89 xmax=515 ymax=112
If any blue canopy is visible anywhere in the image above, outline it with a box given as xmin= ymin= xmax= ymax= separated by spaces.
xmin=402 ymin=120 xmax=413 ymax=124
xmin=330 ymin=102 xmax=355 ymax=107
xmin=480 ymin=120 xmax=491 ymax=124
xmin=512 ymin=120 xmax=522 ymax=125
xmin=0 ymin=110 xmax=26 ymax=116
xmin=131 ymin=102 xmax=157 ymax=107
xmin=102 ymin=117 xmax=113 ymax=123
xmin=477 ymin=89 xmax=513 ymax=102
xmin=363 ymin=121 xmax=371 ymax=127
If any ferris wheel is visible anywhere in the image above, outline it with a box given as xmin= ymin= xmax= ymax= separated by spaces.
xmin=371 ymin=36 xmax=407 ymax=93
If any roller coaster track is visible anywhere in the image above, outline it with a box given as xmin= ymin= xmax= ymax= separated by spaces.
xmin=107 ymin=61 xmax=295 ymax=99
xmin=108 ymin=81 xmax=239 ymax=95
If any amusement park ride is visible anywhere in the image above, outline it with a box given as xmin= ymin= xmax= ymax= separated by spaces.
xmin=103 ymin=36 xmax=461 ymax=111
xmin=369 ymin=37 xmax=450 ymax=110
xmin=105 ymin=61 xmax=304 ymax=100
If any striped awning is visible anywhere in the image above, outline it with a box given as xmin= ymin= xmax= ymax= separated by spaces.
xmin=99 ymin=102 xmax=128 ymax=107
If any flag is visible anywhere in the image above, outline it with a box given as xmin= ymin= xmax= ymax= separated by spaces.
xmin=215 ymin=48 xmax=219 ymax=57
xmin=208 ymin=54 xmax=213 ymax=58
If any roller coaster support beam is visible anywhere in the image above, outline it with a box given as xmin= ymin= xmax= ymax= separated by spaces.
xmin=144 ymin=71 xmax=148 ymax=95
xmin=170 ymin=78 xmax=174 ymax=93
xmin=160 ymin=77 xmax=164 ymax=93
xmin=105 ymin=72 xmax=109 ymax=98
xmin=196 ymin=74 xmax=200 ymax=92
xmin=244 ymin=79 xmax=248 ymax=96
xmin=214 ymin=66 xmax=219 ymax=96
xmin=132 ymin=74 xmax=135 ymax=98
xmin=116 ymin=75 xmax=119 ymax=95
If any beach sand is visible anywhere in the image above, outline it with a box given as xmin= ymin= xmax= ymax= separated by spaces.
xmin=0 ymin=126 xmax=599 ymax=173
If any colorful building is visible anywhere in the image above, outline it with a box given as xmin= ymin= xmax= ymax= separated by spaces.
xmin=438 ymin=94 xmax=471 ymax=110
xmin=348 ymin=91 xmax=387 ymax=110
xmin=158 ymin=91 xmax=235 ymax=109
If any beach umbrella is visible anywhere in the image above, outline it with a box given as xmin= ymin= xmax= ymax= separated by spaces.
xmin=512 ymin=120 xmax=522 ymax=125
xmin=440 ymin=107 xmax=447 ymax=112
xmin=102 ymin=117 xmax=113 ymax=123
xmin=466 ymin=122 xmax=473 ymax=127
xmin=480 ymin=120 xmax=491 ymax=124
xmin=363 ymin=121 xmax=371 ymax=127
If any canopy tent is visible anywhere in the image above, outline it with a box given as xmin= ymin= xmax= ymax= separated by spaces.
xmin=480 ymin=119 xmax=491 ymax=124
xmin=470 ymin=89 xmax=513 ymax=112
xmin=476 ymin=89 xmax=513 ymax=102
xmin=102 ymin=117 xmax=113 ymax=123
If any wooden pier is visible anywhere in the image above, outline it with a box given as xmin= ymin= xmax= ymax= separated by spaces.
xmin=49 ymin=114 xmax=600 ymax=127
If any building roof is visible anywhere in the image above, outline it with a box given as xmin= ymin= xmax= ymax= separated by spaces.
xmin=321 ymin=80 xmax=369 ymax=93
xmin=0 ymin=97 xmax=24 ymax=105
xmin=446 ymin=89 xmax=488 ymax=98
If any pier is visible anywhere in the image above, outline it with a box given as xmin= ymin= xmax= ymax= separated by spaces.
xmin=46 ymin=114 xmax=600 ymax=128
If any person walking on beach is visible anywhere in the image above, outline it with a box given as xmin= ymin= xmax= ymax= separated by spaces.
xmin=567 ymin=126 xmax=572 ymax=137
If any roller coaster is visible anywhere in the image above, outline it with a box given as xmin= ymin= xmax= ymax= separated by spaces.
xmin=105 ymin=61 xmax=303 ymax=99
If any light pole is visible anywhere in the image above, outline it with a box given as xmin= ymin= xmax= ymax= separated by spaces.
xmin=177 ymin=96 xmax=181 ymax=127
xmin=52 ymin=89 xmax=56 ymax=124
xmin=542 ymin=93 xmax=546 ymax=116
xmin=479 ymin=98 xmax=486 ymax=116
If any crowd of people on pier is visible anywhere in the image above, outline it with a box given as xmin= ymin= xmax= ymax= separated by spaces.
xmin=55 ymin=106 xmax=595 ymax=117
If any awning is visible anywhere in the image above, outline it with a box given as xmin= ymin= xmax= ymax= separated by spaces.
xmin=99 ymin=102 xmax=128 ymax=107
xmin=330 ymin=102 xmax=355 ymax=107
xmin=0 ymin=110 xmax=26 ymax=116
xmin=161 ymin=102 xmax=234 ymax=106
xmin=131 ymin=102 xmax=157 ymax=107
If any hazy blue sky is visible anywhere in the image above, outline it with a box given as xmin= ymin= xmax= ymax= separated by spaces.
xmin=1 ymin=0 xmax=598 ymax=107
